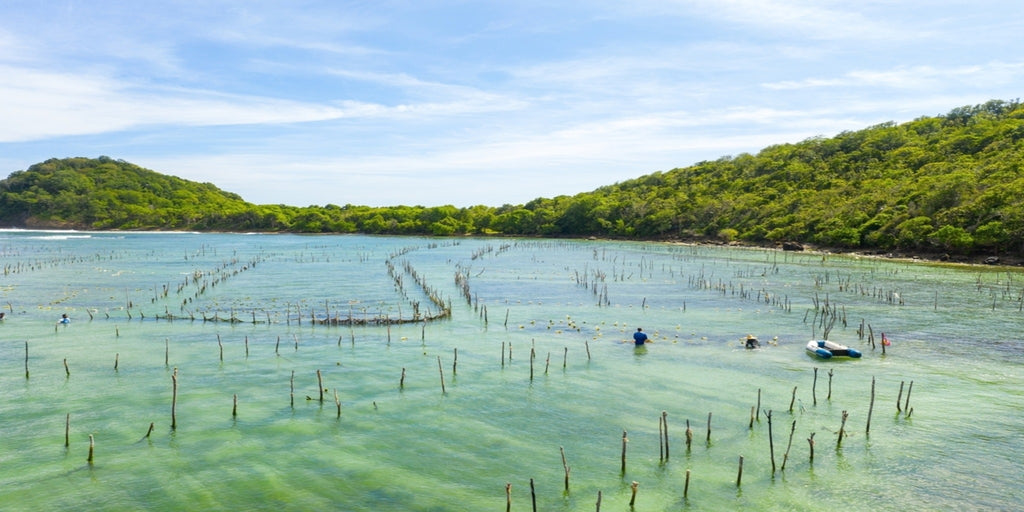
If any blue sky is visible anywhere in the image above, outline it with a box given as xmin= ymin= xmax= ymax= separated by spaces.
xmin=1 ymin=1 xmax=1022 ymax=207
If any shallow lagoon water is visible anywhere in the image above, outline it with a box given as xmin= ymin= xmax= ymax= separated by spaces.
xmin=1 ymin=231 xmax=1022 ymax=510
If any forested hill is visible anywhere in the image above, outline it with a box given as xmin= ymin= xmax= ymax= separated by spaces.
xmin=1 ymin=99 xmax=1023 ymax=257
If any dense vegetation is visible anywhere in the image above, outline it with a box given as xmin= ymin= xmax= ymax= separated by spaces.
xmin=2 ymin=100 xmax=1023 ymax=256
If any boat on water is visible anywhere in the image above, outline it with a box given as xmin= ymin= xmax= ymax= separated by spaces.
xmin=806 ymin=340 xmax=862 ymax=359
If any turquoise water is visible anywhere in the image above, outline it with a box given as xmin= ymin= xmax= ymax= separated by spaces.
xmin=1 ymin=231 xmax=1021 ymax=510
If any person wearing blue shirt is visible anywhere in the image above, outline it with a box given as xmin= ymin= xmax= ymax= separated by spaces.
xmin=633 ymin=327 xmax=648 ymax=346
xmin=58 ymin=313 xmax=70 ymax=324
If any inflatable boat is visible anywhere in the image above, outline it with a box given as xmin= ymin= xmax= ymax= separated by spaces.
xmin=806 ymin=339 xmax=862 ymax=359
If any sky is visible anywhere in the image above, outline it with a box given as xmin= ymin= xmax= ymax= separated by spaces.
xmin=1 ymin=1 xmax=1022 ymax=208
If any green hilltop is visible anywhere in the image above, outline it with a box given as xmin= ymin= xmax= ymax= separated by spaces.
xmin=2 ymin=99 xmax=1023 ymax=258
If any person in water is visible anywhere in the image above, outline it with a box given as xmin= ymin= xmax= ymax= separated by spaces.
xmin=633 ymin=327 xmax=648 ymax=346
xmin=58 ymin=313 xmax=70 ymax=324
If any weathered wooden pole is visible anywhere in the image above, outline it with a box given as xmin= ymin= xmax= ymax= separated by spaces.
xmin=25 ymin=341 xmax=29 ymax=379
xmin=756 ymin=388 xmax=762 ymax=420
xmin=904 ymin=380 xmax=914 ymax=413
xmin=144 ymin=422 xmax=155 ymax=439
xmin=866 ymin=376 xmax=876 ymax=435
xmin=171 ymin=367 xmax=178 ymax=430
xmin=334 ymin=389 xmax=341 ymax=418
xmin=807 ymin=432 xmax=815 ymax=462
xmin=87 ymin=434 xmax=95 ymax=464
xmin=290 ymin=370 xmax=295 ymax=409
xmin=683 ymin=469 xmax=691 ymax=498
xmin=114 ymin=353 xmax=119 ymax=372
xmin=827 ymin=369 xmax=834 ymax=400
xmin=685 ymin=419 xmax=693 ymax=450
xmin=662 ymin=411 xmax=670 ymax=460
xmin=563 ymin=347 xmax=568 ymax=368
xmin=836 ymin=410 xmax=849 ymax=448
xmin=316 ymin=369 xmax=324 ymax=403
xmin=438 ymin=356 xmax=446 ymax=394
xmin=560 ymin=446 xmax=571 ymax=492
xmin=530 ymin=478 xmax=537 ymax=512
xmin=232 ymin=393 xmax=238 ymax=417
xmin=245 ymin=336 xmax=249 ymax=358
xmin=505 ymin=483 xmax=511 ymax=512
xmin=629 ymin=481 xmax=639 ymax=507
xmin=165 ymin=339 xmax=169 ymax=367
xmin=217 ymin=334 xmax=223 ymax=362
xmin=749 ymin=406 xmax=756 ymax=430
xmin=501 ymin=341 xmax=506 ymax=367
xmin=63 ymin=358 xmax=70 ymax=377
xmin=585 ymin=340 xmax=591 ymax=360
xmin=736 ymin=455 xmax=744 ymax=486
xmin=706 ymin=412 xmax=713 ymax=444
xmin=789 ymin=386 xmax=797 ymax=413
xmin=529 ymin=347 xmax=535 ymax=381
xmin=781 ymin=419 xmax=796 ymax=470
xmin=812 ymin=367 xmax=818 ymax=406
xmin=896 ymin=380 xmax=905 ymax=412
xmin=65 ymin=413 xmax=70 ymax=447
xmin=400 ymin=368 xmax=406 ymax=390
xmin=766 ymin=409 xmax=776 ymax=473
xmin=452 ymin=348 xmax=458 ymax=375
xmin=620 ymin=430 xmax=628 ymax=473
xmin=595 ymin=490 xmax=602 ymax=511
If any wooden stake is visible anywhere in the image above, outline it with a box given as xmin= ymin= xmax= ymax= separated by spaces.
xmin=781 ymin=420 xmax=796 ymax=470
xmin=736 ymin=455 xmax=743 ymax=487
xmin=596 ymin=490 xmax=602 ymax=511
xmin=620 ymin=430 xmax=628 ymax=473
xmin=629 ymin=481 xmax=639 ymax=507
xmin=662 ymin=410 xmax=670 ymax=460
xmin=789 ymin=386 xmax=797 ymax=413
xmin=165 ymin=339 xmax=169 ymax=367
xmin=400 ymin=367 xmax=406 ymax=390
xmin=505 ymin=483 xmax=511 ymax=512
xmin=316 ymin=369 xmax=324 ymax=403
xmin=290 ymin=370 xmax=295 ymax=409
xmin=812 ymin=367 xmax=818 ymax=406
xmin=63 ymin=358 xmax=70 ymax=377
xmin=766 ymin=409 xmax=776 ymax=473
xmin=335 ymin=389 xmax=341 ymax=418
xmin=114 ymin=353 xmax=119 ymax=371
xmin=684 ymin=469 xmax=691 ymax=499
xmin=904 ymin=380 xmax=913 ymax=413
xmin=585 ymin=340 xmax=591 ymax=360
xmin=560 ymin=446 xmax=571 ymax=492
xmin=453 ymin=348 xmax=458 ymax=375
xmin=24 ymin=341 xmax=29 ymax=379
xmin=756 ymin=388 xmax=761 ymax=420
xmin=501 ymin=341 xmax=505 ymax=367
xmin=65 ymin=413 xmax=70 ymax=447
xmin=530 ymin=478 xmax=537 ymax=512
xmin=706 ymin=412 xmax=712 ymax=444
xmin=896 ymin=381 xmax=905 ymax=412
xmin=438 ymin=356 xmax=446 ymax=394
xmin=87 ymin=434 xmax=94 ymax=464
xmin=217 ymin=334 xmax=223 ymax=362
xmin=144 ymin=422 xmax=155 ymax=439
xmin=232 ymin=394 xmax=238 ymax=417
xmin=836 ymin=410 xmax=849 ymax=448
xmin=685 ymin=419 xmax=693 ymax=450
xmin=827 ymin=369 xmax=834 ymax=400
xmin=866 ymin=376 xmax=876 ymax=435
xmin=807 ymin=432 xmax=815 ymax=462
xmin=171 ymin=367 xmax=178 ymax=430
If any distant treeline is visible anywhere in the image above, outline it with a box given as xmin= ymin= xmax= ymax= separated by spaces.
xmin=1 ymin=99 xmax=1022 ymax=256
